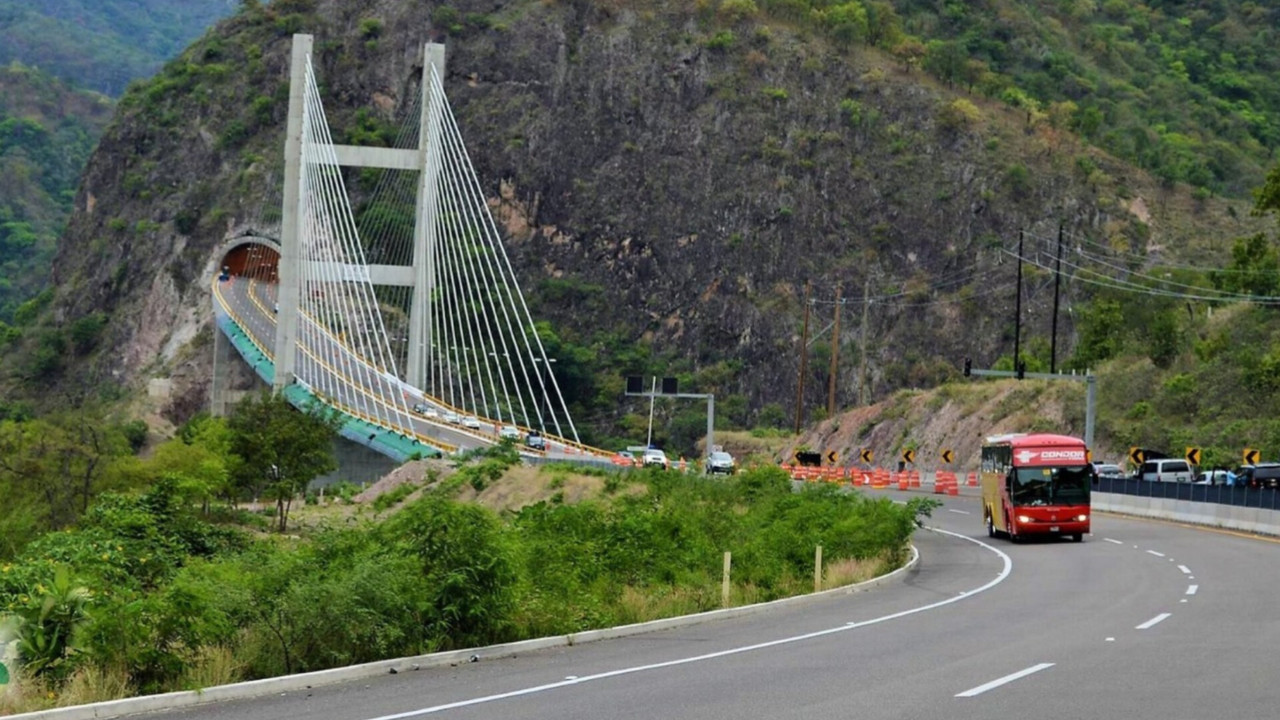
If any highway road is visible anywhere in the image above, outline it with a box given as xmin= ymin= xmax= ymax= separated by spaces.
xmin=133 ymin=489 xmax=1280 ymax=720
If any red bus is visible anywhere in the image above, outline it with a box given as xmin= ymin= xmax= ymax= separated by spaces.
xmin=980 ymin=433 xmax=1092 ymax=542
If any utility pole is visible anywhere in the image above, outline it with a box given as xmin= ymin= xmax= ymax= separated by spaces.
xmin=794 ymin=281 xmax=811 ymax=434
xmin=1014 ymin=230 xmax=1024 ymax=376
xmin=859 ymin=275 xmax=870 ymax=406
xmin=827 ymin=284 xmax=843 ymax=416
xmin=646 ymin=376 xmax=657 ymax=447
xmin=1050 ymin=222 xmax=1064 ymax=374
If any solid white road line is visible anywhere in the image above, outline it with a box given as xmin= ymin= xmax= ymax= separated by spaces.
xmin=1146 ymin=550 xmax=1166 ymax=557
xmin=360 ymin=529 xmax=1014 ymax=720
xmin=1186 ymin=585 xmax=1199 ymax=596
xmin=955 ymin=663 xmax=1055 ymax=698
xmin=1136 ymin=613 xmax=1172 ymax=630
xmin=1103 ymin=538 xmax=1124 ymax=545
xmin=1178 ymin=565 xmax=1191 ymax=574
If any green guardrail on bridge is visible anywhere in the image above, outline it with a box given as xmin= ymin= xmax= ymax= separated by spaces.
xmin=214 ymin=312 xmax=446 ymax=462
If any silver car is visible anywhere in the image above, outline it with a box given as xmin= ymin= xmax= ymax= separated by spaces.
xmin=705 ymin=451 xmax=736 ymax=475
xmin=642 ymin=448 xmax=669 ymax=469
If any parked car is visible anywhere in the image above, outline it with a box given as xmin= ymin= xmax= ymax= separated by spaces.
xmin=525 ymin=432 xmax=548 ymax=451
xmin=499 ymin=425 xmax=521 ymax=441
xmin=1140 ymin=458 xmax=1194 ymax=483
xmin=705 ymin=451 xmax=736 ymax=475
xmin=1092 ymin=462 xmax=1124 ymax=480
xmin=642 ymin=448 xmax=670 ymax=470
xmin=1237 ymin=463 xmax=1280 ymax=489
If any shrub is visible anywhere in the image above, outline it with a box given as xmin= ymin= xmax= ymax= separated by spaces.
xmin=372 ymin=482 xmax=416 ymax=512
xmin=380 ymin=496 xmax=517 ymax=648
xmin=719 ymin=0 xmax=759 ymax=22
xmin=706 ymin=30 xmax=736 ymax=50
xmin=937 ymin=98 xmax=981 ymax=131
xmin=69 ymin=313 xmax=107 ymax=355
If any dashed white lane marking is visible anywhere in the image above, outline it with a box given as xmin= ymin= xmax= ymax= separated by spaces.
xmin=956 ymin=663 xmax=1055 ymax=698
xmin=1147 ymin=550 xmax=1166 ymax=557
xmin=1105 ymin=637 xmax=1115 ymax=642
xmin=1136 ymin=613 xmax=1172 ymax=630
xmin=947 ymin=509 xmax=971 ymax=515
xmin=1103 ymin=538 xmax=1124 ymax=545
xmin=1178 ymin=565 xmax=1191 ymax=574
xmin=1186 ymin=585 xmax=1199 ymax=596
xmin=362 ymin=528 xmax=1013 ymax=720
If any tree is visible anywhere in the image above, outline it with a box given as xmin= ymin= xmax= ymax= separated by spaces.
xmin=1071 ymin=299 xmax=1124 ymax=369
xmin=1210 ymin=232 xmax=1280 ymax=298
xmin=0 ymin=412 xmax=130 ymax=535
xmin=923 ymin=39 xmax=966 ymax=86
xmin=891 ymin=37 xmax=927 ymax=72
xmin=863 ymin=1 xmax=902 ymax=47
xmin=227 ymin=393 xmax=340 ymax=532
xmin=1255 ymin=161 xmax=1280 ymax=225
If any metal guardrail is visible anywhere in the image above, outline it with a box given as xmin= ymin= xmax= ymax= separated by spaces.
xmin=1095 ymin=477 xmax=1280 ymax=511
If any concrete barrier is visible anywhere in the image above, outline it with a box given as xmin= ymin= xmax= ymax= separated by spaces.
xmin=1092 ymin=492 xmax=1280 ymax=537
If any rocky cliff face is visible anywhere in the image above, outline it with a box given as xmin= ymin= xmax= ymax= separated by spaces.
xmin=42 ymin=0 xmax=1260 ymax=430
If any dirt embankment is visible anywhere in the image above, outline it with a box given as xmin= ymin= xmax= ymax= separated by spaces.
xmin=784 ymin=379 xmax=1107 ymax=472
xmin=353 ymin=457 xmax=613 ymax=514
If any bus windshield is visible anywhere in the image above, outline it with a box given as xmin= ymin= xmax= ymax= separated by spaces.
xmin=1011 ymin=465 xmax=1091 ymax=506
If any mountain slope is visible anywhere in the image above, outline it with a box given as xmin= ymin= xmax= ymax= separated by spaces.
xmin=0 ymin=0 xmax=237 ymax=95
xmin=15 ymin=0 xmax=1274 ymax=448
xmin=0 ymin=64 xmax=113 ymax=324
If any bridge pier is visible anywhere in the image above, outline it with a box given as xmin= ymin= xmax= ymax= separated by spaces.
xmin=210 ymin=325 xmax=264 ymax=417
xmin=311 ymin=438 xmax=401 ymax=490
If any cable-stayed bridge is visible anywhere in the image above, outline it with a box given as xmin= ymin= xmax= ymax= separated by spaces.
xmin=211 ymin=35 xmax=600 ymax=463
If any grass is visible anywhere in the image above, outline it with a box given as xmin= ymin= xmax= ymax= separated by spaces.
xmin=180 ymin=645 xmax=242 ymax=690
xmin=0 ymin=663 xmax=133 ymax=714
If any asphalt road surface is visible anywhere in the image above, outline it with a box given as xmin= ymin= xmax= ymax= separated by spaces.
xmin=136 ymin=489 xmax=1280 ymax=720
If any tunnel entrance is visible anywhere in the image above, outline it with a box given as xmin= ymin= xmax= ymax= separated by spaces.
xmin=220 ymin=242 xmax=280 ymax=282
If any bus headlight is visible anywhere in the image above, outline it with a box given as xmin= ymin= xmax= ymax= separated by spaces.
xmin=1077 ymin=514 xmax=1088 ymax=522
xmin=1017 ymin=515 xmax=1033 ymax=524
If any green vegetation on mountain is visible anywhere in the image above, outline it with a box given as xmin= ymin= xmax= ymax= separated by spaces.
xmin=873 ymin=0 xmax=1280 ymax=197
xmin=0 ymin=64 xmax=112 ymax=327
xmin=0 ymin=0 xmax=237 ymax=96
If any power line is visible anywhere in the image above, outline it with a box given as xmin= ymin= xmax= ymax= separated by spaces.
xmin=1005 ymin=248 xmax=1280 ymax=305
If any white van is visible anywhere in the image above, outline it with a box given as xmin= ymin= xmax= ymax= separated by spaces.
xmin=1140 ymin=458 xmax=1193 ymax=483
